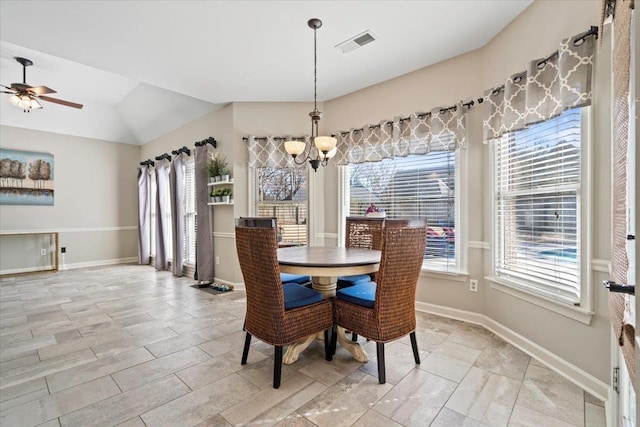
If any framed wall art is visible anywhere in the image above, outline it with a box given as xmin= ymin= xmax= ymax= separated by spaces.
xmin=0 ymin=148 xmax=54 ymax=206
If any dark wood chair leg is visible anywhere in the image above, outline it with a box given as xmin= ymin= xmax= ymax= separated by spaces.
xmin=273 ymin=346 xmax=283 ymax=389
xmin=376 ymin=342 xmax=386 ymax=384
xmin=324 ymin=329 xmax=333 ymax=361
xmin=352 ymin=332 xmax=358 ymax=342
xmin=410 ymin=331 xmax=420 ymax=364
xmin=331 ymin=324 xmax=338 ymax=356
xmin=241 ymin=332 xmax=252 ymax=365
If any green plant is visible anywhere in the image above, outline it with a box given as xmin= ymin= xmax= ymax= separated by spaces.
xmin=217 ymin=155 xmax=229 ymax=176
xmin=220 ymin=187 xmax=232 ymax=196
xmin=206 ymin=154 xmax=218 ymax=178
xmin=210 ymin=188 xmax=224 ymax=197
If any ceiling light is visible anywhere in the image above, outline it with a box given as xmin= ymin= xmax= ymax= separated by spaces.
xmin=284 ymin=18 xmax=337 ymax=172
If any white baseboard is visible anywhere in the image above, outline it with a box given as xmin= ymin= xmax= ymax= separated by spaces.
xmin=0 ymin=265 xmax=55 ymax=275
xmin=61 ymin=257 xmax=138 ymax=270
xmin=415 ymin=301 xmax=610 ymax=403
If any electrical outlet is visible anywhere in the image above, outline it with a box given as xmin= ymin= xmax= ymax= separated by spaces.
xmin=215 ymin=256 xmax=220 ymax=265
xmin=469 ymin=279 xmax=478 ymax=292
xmin=40 ymin=249 xmax=46 ymax=256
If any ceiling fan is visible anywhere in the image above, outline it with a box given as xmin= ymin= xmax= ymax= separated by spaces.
xmin=1 ymin=57 xmax=83 ymax=112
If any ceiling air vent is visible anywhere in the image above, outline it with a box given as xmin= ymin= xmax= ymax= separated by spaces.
xmin=335 ymin=30 xmax=376 ymax=53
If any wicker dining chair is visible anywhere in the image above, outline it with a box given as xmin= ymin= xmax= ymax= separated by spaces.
xmin=337 ymin=216 xmax=385 ymax=289
xmin=237 ymin=217 xmax=311 ymax=286
xmin=332 ymin=221 xmax=427 ymax=384
xmin=235 ymin=219 xmax=333 ymax=388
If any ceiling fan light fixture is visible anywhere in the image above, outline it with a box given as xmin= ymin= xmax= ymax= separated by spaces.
xmin=8 ymin=94 xmax=21 ymax=107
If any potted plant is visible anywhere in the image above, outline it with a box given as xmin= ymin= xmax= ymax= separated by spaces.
xmin=217 ymin=156 xmax=230 ymax=182
xmin=207 ymin=153 xmax=218 ymax=183
xmin=220 ymin=187 xmax=232 ymax=203
xmin=209 ymin=189 xmax=216 ymax=203
xmin=210 ymin=188 xmax=222 ymax=203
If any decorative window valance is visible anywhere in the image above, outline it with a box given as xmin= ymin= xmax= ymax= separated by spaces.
xmin=332 ymin=103 xmax=467 ymax=165
xmin=247 ymin=135 xmax=309 ymax=169
xmin=482 ymin=29 xmax=596 ymax=141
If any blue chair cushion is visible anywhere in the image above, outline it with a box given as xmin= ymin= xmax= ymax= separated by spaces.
xmin=336 ymin=281 xmax=376 ymax=308
xmin=337 ymin=274 xmax=371 ymax=288
xmin=283 ymin=283 xmax=323 ymax=310
xmin=281 ymin=273 xmax=311 ymax=285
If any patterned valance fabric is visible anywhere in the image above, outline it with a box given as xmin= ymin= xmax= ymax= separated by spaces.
xmin=333 ymin=103 xmax=467 ymax=165
xmin=247 ymin=135 xmax=309 ymax=169
xmin=482 ymin=30 xmax=595 ymax=141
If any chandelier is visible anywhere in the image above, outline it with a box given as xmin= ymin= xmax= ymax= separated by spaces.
xmin=284 ymin=18 xmax=337 ymax=172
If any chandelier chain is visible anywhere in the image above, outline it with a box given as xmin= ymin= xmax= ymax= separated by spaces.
xmin=313 ymin=26 xmax=317 ymax=111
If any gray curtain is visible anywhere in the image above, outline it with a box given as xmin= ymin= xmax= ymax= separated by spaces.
xmin=136 ymin=166 xmax=150 ymax=265
xmin=247 ymin=136 xmax=308 ymax=169
xmin=155 ymin=161 xmax=170 ymax=270
xmin=194 ymin=146 xmax=214 ymax=282
xmin=332 ymin=103 xmax=466 ymax=165
xmin=482 ymin=30 xmax=595 ymax=141
xmin=170 ymin=155 xmax=185 ymax=277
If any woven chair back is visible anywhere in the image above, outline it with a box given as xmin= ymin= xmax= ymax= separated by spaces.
xmin=235 ymin=223 xmax=286 ymax=341
xmin=345 ymin=216 xmax=385 ymax=250
xmin=374 ymin=224 xmax=427 ymax=339
xmin=236 ymin=217 xmax=277 ymax=228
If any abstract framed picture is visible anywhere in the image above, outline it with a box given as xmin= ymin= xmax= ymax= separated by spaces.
xmin=0 ymin=148 xmax=54 ymax=206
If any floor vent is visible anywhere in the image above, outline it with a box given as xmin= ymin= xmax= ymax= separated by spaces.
xmin=335 ymin=30 xmax=376 ymax=53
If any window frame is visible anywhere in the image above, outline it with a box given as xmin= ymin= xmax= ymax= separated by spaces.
xmin=248 ymin=166 xmax=312 ymax=245
xmin=488 ymin=107 xmax=594 ymax=324
xmin=338 ymin=147 xmax=468 ymax=276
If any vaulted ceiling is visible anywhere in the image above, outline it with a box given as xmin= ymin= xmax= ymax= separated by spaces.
xmin=0 ymin=1 xmax=532 ymax=145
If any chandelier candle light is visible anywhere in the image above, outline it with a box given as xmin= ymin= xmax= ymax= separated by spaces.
xmin=284 ymin=18 xmax=337 ymax=172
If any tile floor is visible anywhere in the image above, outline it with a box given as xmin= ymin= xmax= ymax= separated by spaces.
xmin=0 ymin=265 xmax=606 ymax=426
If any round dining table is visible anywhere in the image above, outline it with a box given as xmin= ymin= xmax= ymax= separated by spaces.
xmin=277 ymin=246 xmax=381 ymax=364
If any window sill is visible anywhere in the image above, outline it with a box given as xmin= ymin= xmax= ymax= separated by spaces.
xmin=486 ymin=276 xmax=594 ymax=325
xmin=420 ymin=269 xmax=468 ymax=283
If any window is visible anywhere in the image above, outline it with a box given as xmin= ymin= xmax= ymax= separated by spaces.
xmin=253 ymin=167 xmax=308 ymax=245
xmin=493 ymin=108 xmax=586 ymax=305
xmin=344 ymin=151 xmax=459 ymax=273
xmin=183 ymin=159 xmax=196 ymax=265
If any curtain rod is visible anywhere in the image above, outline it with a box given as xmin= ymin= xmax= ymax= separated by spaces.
xmin=486 ymin=25 xmax=598 ymax=96
xmin=172 ymin=146 xmax=191 ymax=157
xmin=194 ymin=136 xmax=217 ymax=147
xmin=243 ymin=26 xmax=598 ymax=142
xmin=155 ymin=153 xmax=171 ymax=161
xmin=139 ymin=159 xmax=155 ymax=168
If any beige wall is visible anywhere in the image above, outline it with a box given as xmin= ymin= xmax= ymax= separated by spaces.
xmin=322 ymin=0 xmax=609 ymax=385
xmin=0 ymin=125 xmax=139 ymax=268
xmin=137 ymin=0 xmax=610 ymax=387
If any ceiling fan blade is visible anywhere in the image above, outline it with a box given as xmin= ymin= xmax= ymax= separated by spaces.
xmin=38 ymin=95 xmax=83 ymax=109
xmin=1 ymin=84 xmax=16 ymax=92
xmin=27 ymin=86 xmax=56 ymax=95
xmin=1 ymin=91 xmax=16 ymax=94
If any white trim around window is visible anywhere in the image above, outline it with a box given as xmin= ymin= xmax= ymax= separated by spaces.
xmin=488 ymin=107 xmax=593 ymax=322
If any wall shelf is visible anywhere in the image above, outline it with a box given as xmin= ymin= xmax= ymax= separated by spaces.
xmin=207 ymin=179 xmax=234 ymax=186
xmin=207 ymin=201 xmax=234 ymax=206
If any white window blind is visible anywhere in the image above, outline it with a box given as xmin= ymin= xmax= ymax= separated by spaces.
xmin=184 ymin=159 xmax=196 ymax=265
xmin=346 ymin=151 xmax=457 ymax=272
xmin=494 ymin=108 xmax=582 ymax=304
xmin=255 ymin=167 xmax=308 ymax=245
